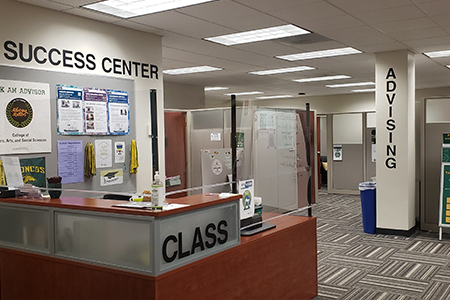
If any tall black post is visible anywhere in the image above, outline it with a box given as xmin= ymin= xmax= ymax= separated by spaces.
xmin=231 ymin=94 xmax=238 ymax=194
xmin=306 ymin=103 xmax=312 ymax=217
xmin=150 ymin=89 xmax=158 ymax=175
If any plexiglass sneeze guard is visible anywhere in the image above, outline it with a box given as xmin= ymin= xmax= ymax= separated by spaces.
xmin=0 ymin=200 xmax=240 ymax=276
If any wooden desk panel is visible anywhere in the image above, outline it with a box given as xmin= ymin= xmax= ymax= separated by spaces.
xmin=0 ymin=214 xmax=316 ymax=300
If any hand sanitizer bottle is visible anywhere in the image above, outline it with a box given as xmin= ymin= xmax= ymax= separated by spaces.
xmin=151 ymin=171 xmax=164 ymax=207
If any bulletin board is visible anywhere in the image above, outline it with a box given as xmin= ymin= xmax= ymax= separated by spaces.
xmin=0 ymin=65 xmax=137 ymax=195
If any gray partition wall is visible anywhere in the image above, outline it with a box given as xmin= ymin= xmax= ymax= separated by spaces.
xmin=331 ymin=113 xmax=364 ymax=193
xmin=0 ymin=66 xmax=137 ymax=194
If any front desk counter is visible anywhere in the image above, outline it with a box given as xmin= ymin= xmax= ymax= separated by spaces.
xmin=0 ymin=194 xmax=318 ymax=300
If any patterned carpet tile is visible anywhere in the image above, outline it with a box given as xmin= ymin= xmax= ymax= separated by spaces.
xmin=317 ymin=232 xmax=363 ymax=244
xmin=317 ymin=241 xmax=350 ymax=253
xmin=420 ymin=281 xmax=450 ymax=300
xmin=318 ymin=265 xmax=367 ymax=287
xmin=315 ymin=284 xmax=349 ymax=299
xmin=340 ymin=288 xmax=418 ymax=300
xmin=356 ymin=274 xmax=429 ymax=297
xmin=373 ymin=260 xmax=439 ymax=281
xmin=359 ymin=235 xmax=412 ymax=249
xmin=340 ymin=244 xmax=397 ymax=260
xmin=390 ymin=250 xmax=450 ymax=266
xmin=432 ymin=267 xmax=450 ymax=283
xmin=405 ymin=240 xmax=450 ymax=255
xmin=324 ymin=255 xmax=384 ymax=271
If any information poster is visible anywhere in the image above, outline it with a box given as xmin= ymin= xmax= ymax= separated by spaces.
xmin=95 ymin=139 xmax=112 ymax=168
xmin=100 ymin=169 xmax=123 ymax=186
xmin=440 ymin=163 xmax=450 ymax=225
xmin=114 ymin=141 xmax=125 ymax=163
xmin=0 ymin=80 xmax=51 ymax=154
xmin=56 ymin=85 xmax=84 ymax=135
xmin=84 ymin=88 xmax=108 ymax=135
xmin=108 ymin=90 xmax=129 ymax=135
xmin=57 ymin=140 xmax=84 ymax=184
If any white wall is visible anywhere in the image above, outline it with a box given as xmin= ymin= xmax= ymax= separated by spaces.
xmin=0 ymin=0 xmax=164 ymax=191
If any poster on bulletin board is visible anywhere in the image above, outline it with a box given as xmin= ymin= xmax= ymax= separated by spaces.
xmin=0 ymin=79 xmax=51 ymax=154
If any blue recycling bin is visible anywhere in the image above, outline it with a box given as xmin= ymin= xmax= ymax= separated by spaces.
xmin=359 ymin=182 xmax=376 ymax=234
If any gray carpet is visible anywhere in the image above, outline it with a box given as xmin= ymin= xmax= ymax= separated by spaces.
xmin=307 ymin=191 xmax=450 ymax=300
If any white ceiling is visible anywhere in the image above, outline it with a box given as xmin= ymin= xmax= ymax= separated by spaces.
xmin=15 ymin=0 xmax=450 ymax=101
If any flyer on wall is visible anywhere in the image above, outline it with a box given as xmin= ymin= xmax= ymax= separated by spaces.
xmin=84 ymin=88 xmax=108 ymax=135
xmin=107 ymin=89 xmax=129 ymax=135
xmin=95 ymin=139 xmax=112 ymax=168
xmin=56 ymin=84 xmax=84 ymax=135
xmin=0 ymin=79 xmax=51 ymax=155
xmin=57 ymin=140 xmax=84 ymax=184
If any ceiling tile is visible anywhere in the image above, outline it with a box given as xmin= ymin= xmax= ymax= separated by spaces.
xmin=113 ymin=20 xmax=163 ymax=34
xmin=177 ymin=0 xmax=257 ymax=22
xmin=232 ymin=0 xmax=321 ymax=13
xmin=329 ymin=0 xmax=412 ymax=13
xmin=130 ymin=11 xmax=232 ymax=39
xmin=16 ymin=0 xmax=72 ymax=10
xmin=372 ymin=17 xmax=437 ymax=33
xmin=64 ymin=7 xmax=121 ymax=23
xmin=414 ymin=0 xmax=450 ymax=16
xmin=354 ymin=4 xmax=427 ymax=25
xmin=389 ymin=27 xmax=447 ymax=41
xmin=269 ymin=1 xmax=345 ymax=24
xmin=209 ymin=13 xmax=284 ymax=31
xmin=53 ymin=0 xmax=97 ymax=6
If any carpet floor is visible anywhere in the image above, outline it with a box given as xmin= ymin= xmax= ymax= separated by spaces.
xmin=304 ymin=191 xmax=450 ymax=300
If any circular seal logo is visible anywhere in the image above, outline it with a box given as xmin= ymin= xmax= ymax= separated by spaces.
xmin=6 ymin=98 xmax=33 ymax=128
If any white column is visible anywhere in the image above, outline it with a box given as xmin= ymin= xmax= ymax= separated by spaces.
xmin=375 ymin=50 xmax=415 ymax=231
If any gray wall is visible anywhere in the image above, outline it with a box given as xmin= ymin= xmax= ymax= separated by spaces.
xmin=164 ymin=81 xmax=205 ymax=109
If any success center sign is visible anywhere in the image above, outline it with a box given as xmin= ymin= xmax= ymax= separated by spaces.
xmin=0 ymin=79 xmax=51 ymax=154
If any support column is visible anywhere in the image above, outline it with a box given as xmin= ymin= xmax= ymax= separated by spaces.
xmin=375 ymin=50 xmax=415 ymax=233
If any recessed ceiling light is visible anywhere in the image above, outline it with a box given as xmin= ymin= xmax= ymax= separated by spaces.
xmin=352 ymin=88 xmax=376 ymax=93
xmin=224 ymin=91 xmax=264 ymax=96
xmin=248 ymin=66 xmax=315 ymax=75
xmin=163 ymin=66 xmax=223 ymax=75
xmin=204 ymin=24 xmax=310 ymax=46
xmin=424 ymin=50 xmax=450 ymax=58
xmin=292 ymin=75 xmax=351 ymax=83
xmin=255 ymin=95 xmax=294 ymax=99
xmin=277 ymin=47 xmax=362 ymax=61
xmin=205 ymin=87 xmax=229 ymax=91
xmin=84 ymin=0 xmax=217 ymax=18
xmin=326 ymin=82 xmax=375 ymax=88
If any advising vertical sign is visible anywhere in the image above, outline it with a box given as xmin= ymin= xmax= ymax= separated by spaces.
xmin=0 ymin=80 xmax=51 ymax=154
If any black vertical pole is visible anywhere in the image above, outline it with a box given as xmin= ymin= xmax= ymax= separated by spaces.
xmin=306 ymin=103 xmax=312 ymax=217
xmin=150 ymin=89 xmax=159 ymax=175
xmin=231 ymin=94 xmax=238 ymax=194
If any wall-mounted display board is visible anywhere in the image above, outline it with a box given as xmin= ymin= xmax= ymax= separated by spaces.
xmin=438 ymin=133 xmax=450 ymax=240
xmin=57 ymin=85 xmax=129 ymax=136
xmin=0 ymin=65 xmax=136 ymax=194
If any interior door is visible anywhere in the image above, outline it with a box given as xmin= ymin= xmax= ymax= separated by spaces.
xmin=164 ymin=111 xmax=187 ymax=198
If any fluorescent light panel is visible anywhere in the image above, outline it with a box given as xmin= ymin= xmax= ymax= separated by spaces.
xmin=352 ymin=88 xmax=376 ymax=93
xmin=84 ymin=0 xmax=217 ymax=18
xmin=326 ymin=82 xmax=375 ymax=88
xmin=249 ymin=66 xmax=315 ymax=75
xmin=204 ymin=24 xmax=310 ymax=46
xmin=205 ymin=87 xmax=229 ymax=91
xmin=293 ymin=75 xmax=351 ymax=83
xmin=224 ymin=91 xmax=263 ymax=96
xmin=277 ymin=47 xmax=362 ymax=61
xmin=255 ymin=95 xmax=294 ymax=99
xmin=424 ymin=50 xmax=450 ymax=58
xmin=163 ymin=66 xmax=223 ymax=75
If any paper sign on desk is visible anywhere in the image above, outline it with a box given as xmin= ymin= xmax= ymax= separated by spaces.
xmin=1 ymin=156 xmax=23 ymax=187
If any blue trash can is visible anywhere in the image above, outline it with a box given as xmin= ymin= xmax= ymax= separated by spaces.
xmin=359 ymin=182 xmax=376 ymax=234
